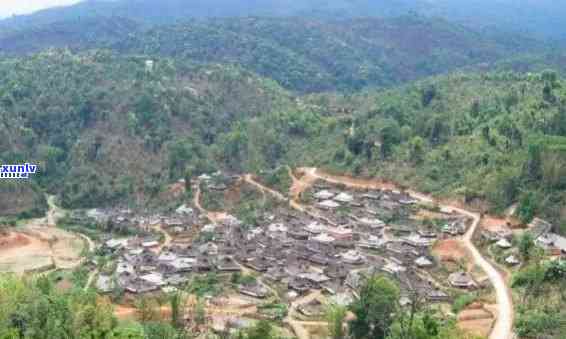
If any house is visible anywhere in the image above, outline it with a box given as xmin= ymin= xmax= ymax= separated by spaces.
xmin=140 ymin=273 xmax=166 ymax=286
xmin=199 ymin=242 xmax=219 ymax=256
xmin=116 ymin=261 xmax=135 ymax=275
xmin=505 ymin=255 xmax=520 ymax=266
xmin=324 ymin=263 xmax=349 ymax=280
xmin=244 ymin=258 xmax=270 ymax=272
xmin=383 ymin=261 xmax=406 ymax=275
xmin=448 ymin=271 xmax=475 ymax=289
xmin=288 ymin=229 xmax=309 ymax=240
xmin=125 ymin=277 xmax=160 ymax=294
xmin=142 ymin=241 xmax=160 ymax=248
xmin=496 ymin=238 xmax=512 ymax=249
xmin=529 ymin=218 xmax=552 ymax=239
xmin=145 ymin=60 xmax=154 ymax=72
xmin=239 ymin=282 xmax=269 ymax=299
xmin=426 ymin=289 xmax=450 ymax=302
xmin=358 ymin=235 xmax=386 ymax=249
xmin=317 ymin=200 xmax=341 ymax=210
xmin=158 ymin=252 xmax=178 ymax=262
xmin=299 ymin=272 xmax=331 ymax=285
xmin=327 ymin=227 xmax=353 ymax=240
xmin=298 ymin=299 xmax=325 ymax=317
xmin=535 ymin=233 xmax=566 ymax=254
xmin=268 ymin=223 xmax=288 ymax=234
xmin=305 ymin=222 xmax=327 ymax=234
xmin=289 ymin=277 xmax=314 ymax=294
xmin=96 ymin=275 xmax=115 ymax=293
xmin=334 ymin=192 xmax=354 ymax=203
xmin=361 ymin=193 xmax=381 ymax=200
xmin=417 ymin=230 xmax=437 ymax=239
xmin=414 ymin=256 xmax=434 ymax=268
xmin=442 ymin=221 xmax=466 ymax=236
xmin=166 ymin=275 xmax=189 ymax=286
xmin=170 ymin=258 xmax=196 ymax=273
xmin=340 ymin=250 xmax=366 ymax=265
xmin=216 ymin=256 xmax=241 ymax=272
xmin=105 ymin=238 xmax=129 ymax=250
xmin=314 ymin=190 xmax=335 ymax=200
xmin=176 ymin=204 xmax=194 ymax=215
xmin=265 ymin=266 xmax=287 ymax=282
xmin=402 ymin=233 xmax=435 ymax=247
xmin=358 ymin=217 xmax=385 ymax=229
xmin=311 ymin=233 xmax=335 ymax=244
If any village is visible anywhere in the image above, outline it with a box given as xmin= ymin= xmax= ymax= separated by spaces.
xmin=3 ymin=168 xmax=566 ymax=338
xmin=55 ymin=168 xmax=549 ymax=338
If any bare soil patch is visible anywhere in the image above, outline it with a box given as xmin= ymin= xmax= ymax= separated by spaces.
xmin=0 ymin=227 xmax=83 ymax=274
xmin=433 ymin=239 xmax=468 ymax=262
xmin=0 ymin=232 xmax=31 ymax=250
xmin=458 ymin=303 xmax=495 ymax=338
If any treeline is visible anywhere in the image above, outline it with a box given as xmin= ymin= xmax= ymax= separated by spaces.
xmin=0 ymin=50 xmax=298 ymax=212
xmin=301 ymin=70 xmax=566 ymax=233
xmin=0 ymin=15 xmax=550 ymax=93
xmin=0 ymin=273 xmax=474 ymax=339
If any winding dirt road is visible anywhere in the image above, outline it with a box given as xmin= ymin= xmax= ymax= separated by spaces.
xmin=302 ymin=168 xmax=513 ymax=339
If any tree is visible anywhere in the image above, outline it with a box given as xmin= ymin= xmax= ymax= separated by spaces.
xmin=326 ymin=303 xmax=347 ymax=339
xmin=240 ymin=320 xmax=279 ymax=339
xmin=380 ymin=120 xmax=401 ymax=159
xmin=517 ymin=192 xmax=538 ymax=224
xmin=518 ymin=232 xmax=534 ymax=261
xmin=524 ymin=144 xmax=542 ymax=182
xmin=409 ymin=136 xmax=426 ymax=164
xmin=420 ymin=84 xmax=437 ymax=107
xmin=349 ymin=275 xmax=399 ymax=339
xmin=135 ymin=296 xmax=158 ymax=324
xmin=169 ymin=292 xmax=184 ymax=329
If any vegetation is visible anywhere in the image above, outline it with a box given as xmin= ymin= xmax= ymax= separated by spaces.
xmin=347 ymin=275 xmax=477 ymax=339
xmin=511 ymin=257 xmax=566 ymax=337
xmin=451 ymin=293 xmax=478 ymax=314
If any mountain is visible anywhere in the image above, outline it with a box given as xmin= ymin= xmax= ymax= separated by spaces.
xmin=1 ymin=0 xmax=566 ymax=41
xmin=0 ymin=50 xmax=298 ymax=215
xmin=0 ymin=15 xmax=548 ymax=93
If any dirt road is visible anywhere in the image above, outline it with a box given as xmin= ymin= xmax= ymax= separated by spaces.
xmin=193 ymin=181 xmax=228 ymax=223
xmin=243 ymin=174 xmax=287 ymax=201
xmin=304 ymin=168 xmax=513 ymax=339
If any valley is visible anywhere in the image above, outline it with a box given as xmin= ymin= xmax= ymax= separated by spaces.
xmin=0 ymin=168 xmax=525 ymax=338
xmin=2 ymin=1 xmax=566 ymax=338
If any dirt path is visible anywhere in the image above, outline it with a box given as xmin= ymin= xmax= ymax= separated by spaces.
xmin=193 ymin=181 xmax=228 ymax=223
xmin=284 ymin=290 xmax=326 ymax=339
xmin=302 ymin=168 xmax=513 ymax=339
xmin=243 ymin=174 xmax=287 ymax=201
xmin=84 ymin=269 xmax=98 ymax=291
xmin=0 ymin=195 xmax=94 ymax=274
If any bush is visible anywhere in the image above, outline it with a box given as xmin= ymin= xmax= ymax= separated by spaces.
xmin=452 ymin=293 xmax=477 ymax=313
xmin=515 ymin=310 xmax=562 ymax=338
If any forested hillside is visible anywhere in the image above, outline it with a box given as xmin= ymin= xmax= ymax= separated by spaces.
xmin=3 ymin=47 xmax=566 ymax=233
xmin=300 ymin=71 xmax=566 ymax=232
xmin=0 ymin=50 xmax=299 ymax=214
xmin=1 ymin=0 xmax=566 ymax=41
xmin=115 ymin=16 xmax=546 ymax=92
xmin=0 ymin=15 xmax=548 ymax=93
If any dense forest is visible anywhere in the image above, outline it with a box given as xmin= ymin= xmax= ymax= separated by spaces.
xmin=0 ymin=15 xmax=550 ymax=93
xmin=2 ymin=0 xmax=566 ymax=41
xmin=3 ymin=49 xmax=566 ymax=234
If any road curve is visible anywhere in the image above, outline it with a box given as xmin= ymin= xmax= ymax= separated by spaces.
xmin=306 ymin=168 xmax=513 ymax=339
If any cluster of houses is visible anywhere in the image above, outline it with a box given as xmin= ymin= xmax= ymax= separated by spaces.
xmin=91 ymin=177 xmax=481 ymax=311
xmin=480 ymin=217 xmax=566 ymax=267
